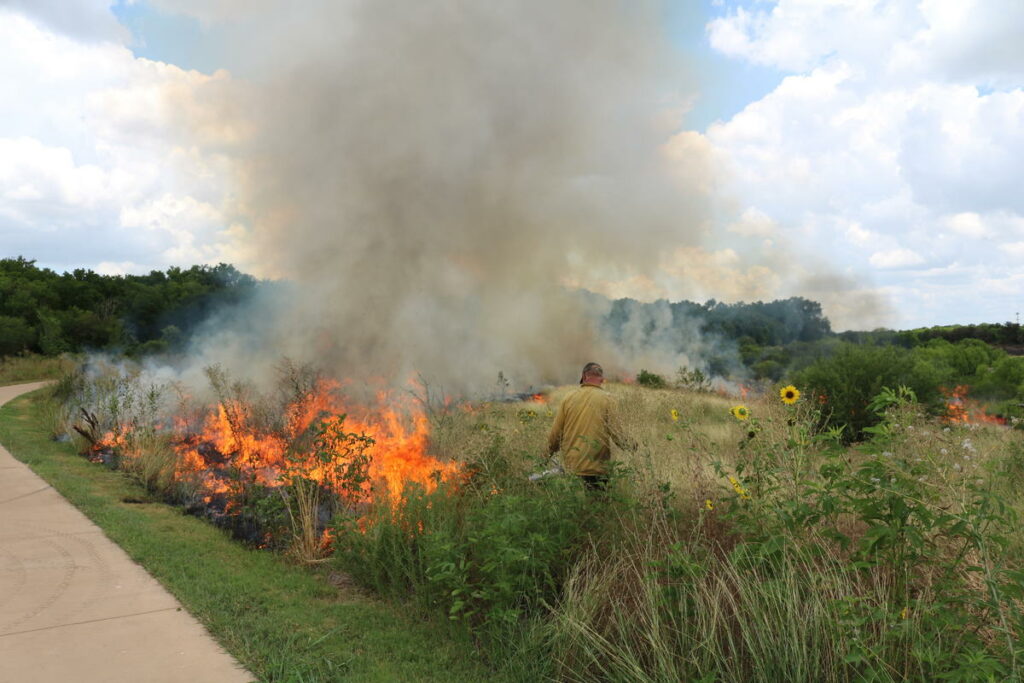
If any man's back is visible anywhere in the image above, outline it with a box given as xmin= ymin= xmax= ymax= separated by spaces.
xmin=547 ymin=384 xmax=614 ymax=476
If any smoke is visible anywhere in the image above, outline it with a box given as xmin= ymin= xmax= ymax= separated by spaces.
xmin=186 ymin=0 xmax=711 ymax=393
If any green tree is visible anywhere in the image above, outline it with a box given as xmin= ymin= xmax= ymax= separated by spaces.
xmin=0 ymin=316 xmax=34 ymax=356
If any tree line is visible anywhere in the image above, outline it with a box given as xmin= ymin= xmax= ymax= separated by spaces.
xmin=0 ymin=256 xmax=256 ymax=357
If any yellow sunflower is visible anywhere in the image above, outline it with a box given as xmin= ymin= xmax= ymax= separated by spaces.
xmin=727 ymin=475 xmax=751 ymax=500
xmin=670 ymin=409 xmax=680 ymax=422
xmin=730 ymin=405 xmax=750 ymax=420
xmin=780 ymin=385 xmax=801 ymax=404
xmin=705 ymin=499 xmax=714 ymax=510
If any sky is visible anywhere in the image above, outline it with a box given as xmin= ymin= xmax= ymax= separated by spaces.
xmin=1 ymin=0 xmax=1022 ymax=331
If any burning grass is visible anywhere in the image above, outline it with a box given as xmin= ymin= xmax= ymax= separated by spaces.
xmin=0 ymin=389 xmax=503 ymax=682
xmin=48 ymin=358 xmax=1024 ymax=680
xmin=56 ymin=359 xmax=461 ymax=561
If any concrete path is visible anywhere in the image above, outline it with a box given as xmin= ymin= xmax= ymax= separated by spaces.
xmin=0 ymin=382 xmax=253 ymax=683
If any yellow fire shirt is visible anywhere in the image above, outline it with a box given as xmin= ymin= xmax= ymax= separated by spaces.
xmin=546 ymin=384 xmax=622 ymax=476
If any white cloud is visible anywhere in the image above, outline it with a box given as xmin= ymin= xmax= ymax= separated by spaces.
xmin=1002 ymin=242 xmax=1024 ymax=260
xmin=708 ymin=0 xmax=1023 ymax=86
xmin=0 ymin=137 xmax=110 ymax=212
xmin=943 ymin=212 xmax=988 ymax=238
xmin=0 ymin=0 xmax=128 ymax=43
xmin=898 ymin=0 xmax=1024 ymax=88
xmin=697 ymin=0 xmax=1024 ymax=327
xmin=844 ymin=221 xmax=875 ymax=246
xmin=869 ymin=248 xmax=925 ymax=269
xmin=707 ymin=1 xmax=922 ymax=74
xmin=0 ymin=9 xmax=240 ymax=271
xmin=726 ymin=207 xmax=778 ymax=237
xmin=95 ymin=260 xmax=146 ymax=275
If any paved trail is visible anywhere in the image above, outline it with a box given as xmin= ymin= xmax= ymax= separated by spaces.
xmin=0 ymin=382 xmax=252 ymax=683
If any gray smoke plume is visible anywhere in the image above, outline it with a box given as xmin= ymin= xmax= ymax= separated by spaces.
xmin=192 ymin=0 xmax=710 ymax=393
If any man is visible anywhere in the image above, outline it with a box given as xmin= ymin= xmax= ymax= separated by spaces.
xmin=546 ymin=362 xmax=627 ymax=490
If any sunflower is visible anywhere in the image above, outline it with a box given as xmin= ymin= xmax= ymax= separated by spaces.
xmin=705 ymin=499 xmax=714 ymax=510
xmin=730 ymin=405 xmax=750 ymax=420
xmin=670 ymin=409 xmax=680 ymax=422
xmin=780 ymin=385 xmax=801 ymax=404
xmin=727 ymin=475 xmax=751 ymax=500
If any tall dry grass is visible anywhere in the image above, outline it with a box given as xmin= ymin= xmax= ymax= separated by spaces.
xmin=429 ymin=382 xmax=742 ymax=495
xmin=0 ymin=353 xmax=75 ymax=386
xmin=425 ymin=382 xmax=1024 ymax=680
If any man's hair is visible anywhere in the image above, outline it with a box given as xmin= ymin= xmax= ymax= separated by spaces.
xmin=580 ymin=362 xmax=604 ymax=383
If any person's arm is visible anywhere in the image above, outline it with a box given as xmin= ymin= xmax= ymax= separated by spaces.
xmin=547 ymin=401 xmax=566 ymax=455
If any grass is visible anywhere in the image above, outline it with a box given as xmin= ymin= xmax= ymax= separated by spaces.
xmin=428 ymin=382 xmax=742 ymax=505
xmin=0 ymin=353 xmax=75 ymax=386
xmin=18 ymin=358 xmax=1024 ymax=681
xmin=382 ymin=382 xmax=1024 ymax=681
xmin=0 ymin=388 xmax=505 ymax=683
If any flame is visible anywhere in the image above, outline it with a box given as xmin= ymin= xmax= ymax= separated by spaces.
xmin=529 ymin=393 xmax=547 ymax=403
xmin=171 ymin=379 xmax=458 ymax=507
xmin=942 ymin=385 xmax=1007 ymax=426
xmin=88 ymin=428 xmax=130 ymax=462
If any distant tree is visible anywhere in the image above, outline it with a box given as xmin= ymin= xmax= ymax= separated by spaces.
xmin=0 ymin=316 xmax=34 ymax=356
xmin=0 ymin=256 xmax=260 ymax=359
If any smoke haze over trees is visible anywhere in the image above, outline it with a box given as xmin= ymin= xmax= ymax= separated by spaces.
xmin=0 ymin=256 xmax=830 ymax=374
xmin=5 ymin=254 xmax=1022 ymax=427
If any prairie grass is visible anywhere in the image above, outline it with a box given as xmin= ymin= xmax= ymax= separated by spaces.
xmin=41 ymin=359 xmax=1024 ymax=681
xmin=393 ymin=382 xmax=1024 ymax=680
xmin=0 ymin=352 xmax=75 ymax=385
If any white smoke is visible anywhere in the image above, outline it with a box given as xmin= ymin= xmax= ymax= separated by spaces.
xmin=184 ymin=0 xmax=713 ymax=392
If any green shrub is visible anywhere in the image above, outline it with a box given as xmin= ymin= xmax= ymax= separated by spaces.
xmin=337 ymin=475 xmax=593 ymax=630
xmin=794 ymin=343 xmax=947 ymax=441
xmin=636 ymin=369 xmax=667 ymax=389
xmin=973 ymin=355 xmax=1024 ymax=400
xmin=674 ymin=366 xmax=711 ymax=392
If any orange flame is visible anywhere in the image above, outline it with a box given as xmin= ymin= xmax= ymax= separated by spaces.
xmin=172 ymin=379 xmax=458 ymax=506
xmin=88 ymin=428 xmax=130 ymax=462
xmin=942 ymin=385 xmax=1006 ymax=426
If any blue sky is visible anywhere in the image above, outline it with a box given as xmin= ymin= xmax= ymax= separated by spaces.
xmin=2 ymin=1 xmax=1022 ymax=331
xmin=113 ymin=1 xmax=214 ymax=71
xmin=664 ymin=1 xmax=783 ymax=130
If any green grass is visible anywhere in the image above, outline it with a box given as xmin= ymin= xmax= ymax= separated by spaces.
xmin=0 ymin=389 xmax=504 ymax=683
xmin=0 ymin=353 xmax=75 ymax=386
